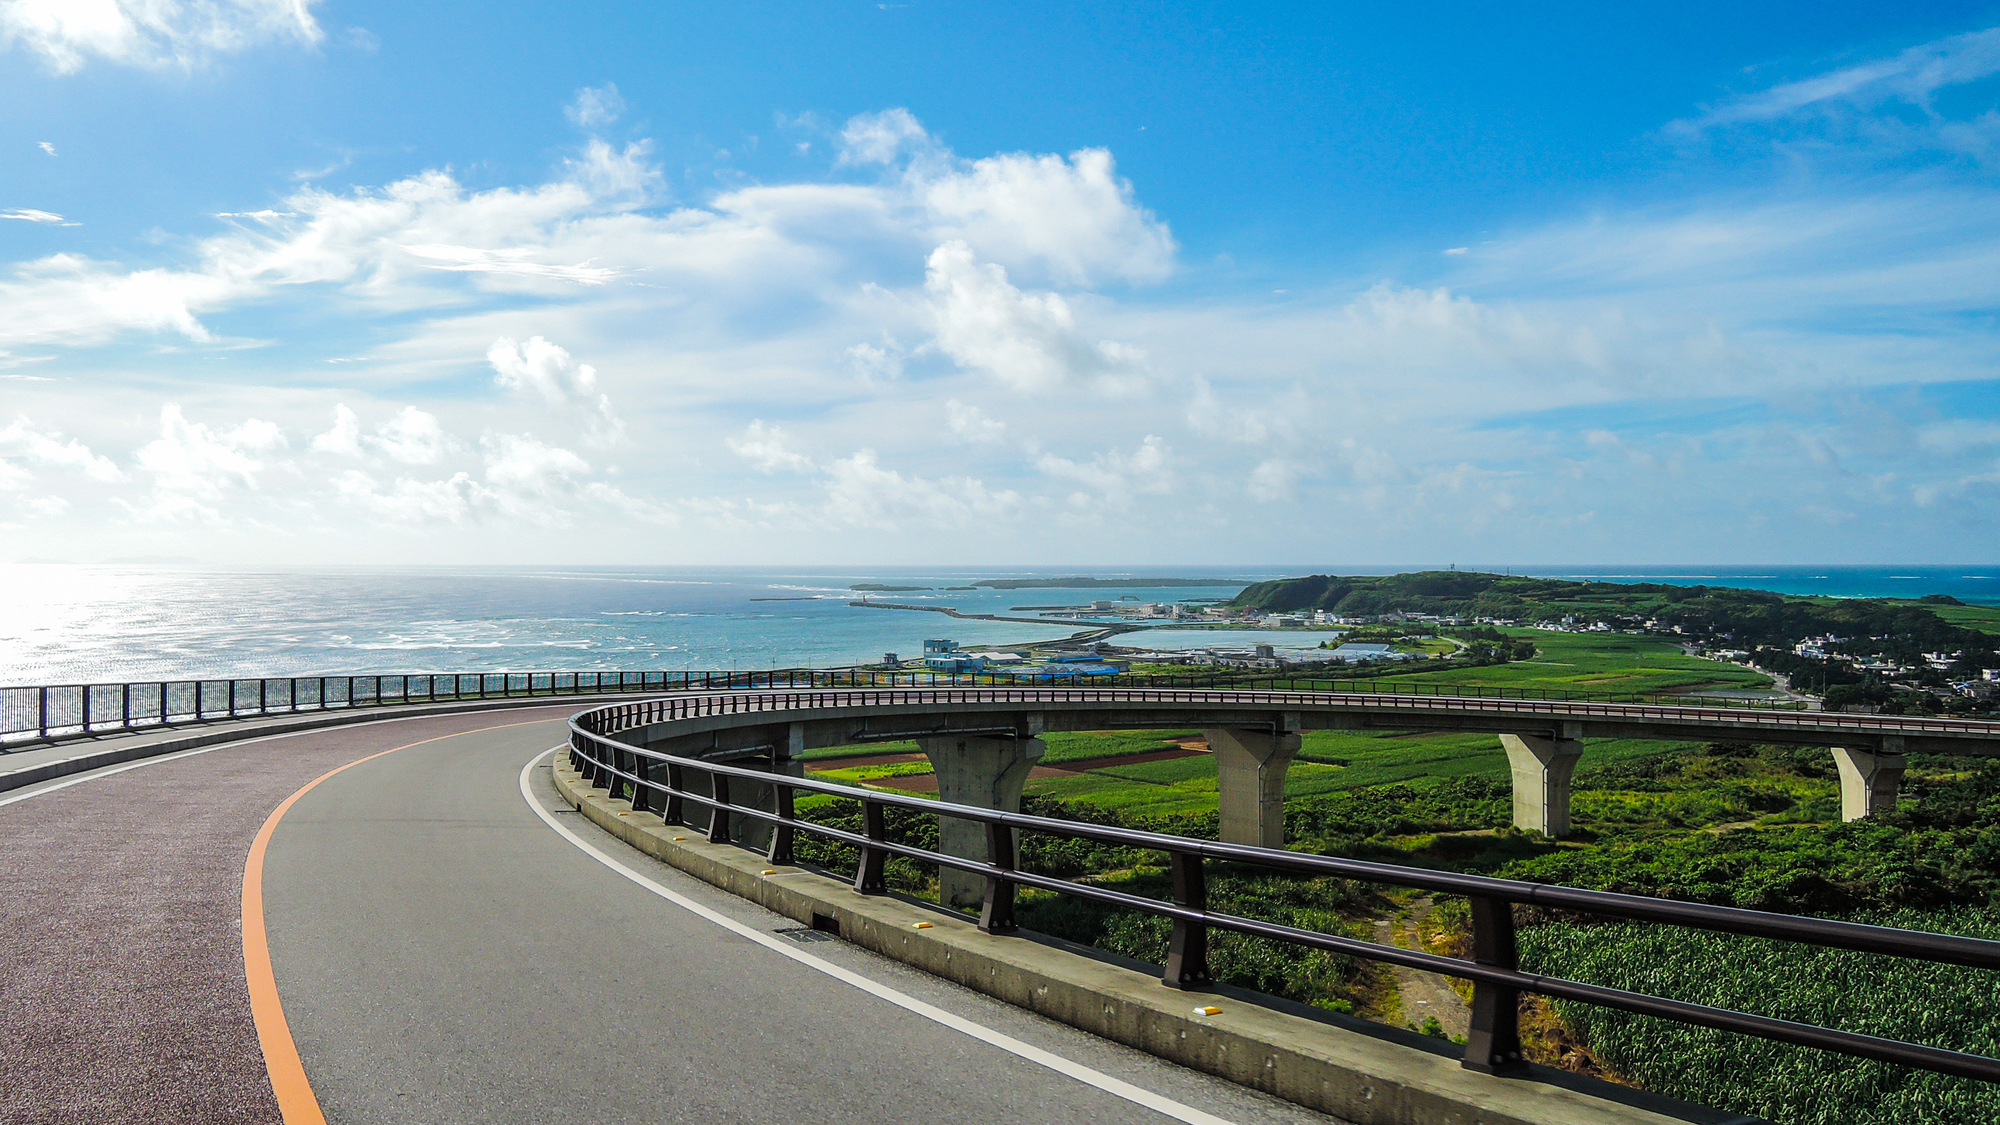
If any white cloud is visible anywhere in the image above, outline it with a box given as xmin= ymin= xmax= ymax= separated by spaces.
xmin=333 ymin=469 xmax=487 ymax=524
xmin=945 ymin=399 xmax=1005 ymax=443
xmin=1246 ymin=458 xmax=1296 ymax=502
xmin=565 ymin=83 xmax=625 ymax=128
xmin=487 ymin=335 xmax=622 ymax=445
xmin=1036 ymin=435 xmax=1170 ymax=506
xmin=843 ymin=339 xmax=903 ymax=383
xmin=0 ymin=416 xmax=124 ymax=482
xmin=38 ymin=142 xmax=55 ymax=156
xmin=2 ymin=209 xmax=65 ymax=223
xmin=370 ymin=406 xmax=448 ymax=464
xmin=403 ymin=244 xmax=619 ymax=284
xmin=0 ymin=145 xmax=664 ymax=349
xmin=310 ymin=403 xmax=450 ymax=464
xmin=821 ymin=449 xmax=1020 ymax=528
xmin=831 ymin=108 xmax=1175 ymax=285
xmin=18 ymin=494 xmax=69 ymax=516
xmin=309 ymin=403 xmax=362 ymax=455
xmin=925 ymin=241 xmax=1146 ymax=393
xmin=1669 ymin=27 xmax=2000 ymax=165
xmin=0 ymin=0 xmax=324 ymax=73
xmin=915 ymin=147 xmax=1175 ymax=285
xmin=561 ymin=138 xmax=662 ymax=202
xmin=839 ymin=108 xmax=931 ymax=165
xmin=488 ymin=335 xmax=601 ymax=402
xmin=132 ymin=404 xmax=286 ymax=513
xmin=481 ymin=432 xmax=588 ymax=494
xmin=728 ymin=420 xmax=813 ymax=473
xmin=1685 ymin=27 xmax=2000 ymax=130
xmin=326 ymin=427 xmax=650 ymax=527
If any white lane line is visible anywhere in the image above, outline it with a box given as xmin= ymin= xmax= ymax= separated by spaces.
xmin=519 ymin=747 xmax=1236 ymax=1125
xmin=0 ymin=706 xmax=575 ymax=811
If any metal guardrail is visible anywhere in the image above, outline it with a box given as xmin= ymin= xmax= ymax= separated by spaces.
xmin=0 ymin=670 xmax=717 ymax=745
xmin=566 ymin=689 xmax=2000 ymax=1084
xmin=7 ymin=661 xmax=1946 ymax=748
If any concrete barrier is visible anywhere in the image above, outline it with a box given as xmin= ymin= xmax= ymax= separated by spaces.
xmin=551 ymin=753 xmax=1760 ymax=1125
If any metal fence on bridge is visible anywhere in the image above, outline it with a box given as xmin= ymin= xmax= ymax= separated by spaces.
xmin=566 ymin=694 xmax=2000 ymax=1085
xmin=0 ymin=664 xmax=1823 ymax=746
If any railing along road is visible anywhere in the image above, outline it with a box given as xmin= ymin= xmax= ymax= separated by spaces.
xmin=12 ymin=659 xmax=1979 ymax=748
xmin=567 ymin=688 xmax=2000 ymax=1085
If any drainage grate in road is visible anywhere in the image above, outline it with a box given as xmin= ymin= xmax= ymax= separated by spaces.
xmin=774 ymin=927 xmax=838 ymax=943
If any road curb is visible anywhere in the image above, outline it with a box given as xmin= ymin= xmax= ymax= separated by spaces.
xmin=552 ymin=754 xmax=1752 ymax=1125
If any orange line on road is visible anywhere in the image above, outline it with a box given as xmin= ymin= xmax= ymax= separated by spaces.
xmin=241 ymin=718 xmax=557 ymax=1123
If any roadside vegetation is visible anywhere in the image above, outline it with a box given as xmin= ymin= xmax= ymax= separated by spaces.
xmin=781 ymin=629 xmax=2000 ymax=1124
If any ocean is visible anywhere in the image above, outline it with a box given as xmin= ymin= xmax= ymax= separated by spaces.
xmin=2 ymin=564 xmax=1994 ymax=686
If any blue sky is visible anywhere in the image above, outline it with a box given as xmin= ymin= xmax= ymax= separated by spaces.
xmin=4 ymin=2 xmax=2000 ymax=565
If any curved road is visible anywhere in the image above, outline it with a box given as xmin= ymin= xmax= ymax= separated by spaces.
xmin=0 ymin=704 xmax=1332 ymax=1125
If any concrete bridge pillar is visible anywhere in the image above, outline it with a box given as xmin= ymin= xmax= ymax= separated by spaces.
xmin=1205 ymin=727 xmax=1303 ymax=848
xmin=917 ymin=734 xmax=1046 ymax=909
xmin=1501 ymin=724 xmax=1585 ymax=838
xmin=1832 ymin=739 xmax=1906 ymax=821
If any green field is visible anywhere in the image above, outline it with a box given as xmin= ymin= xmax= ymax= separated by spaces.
xmin=1928 ymin=602 xmax=2000 ymax=637
xmin=1387 ymin=629 xmax=1776 ymax=697
xmin=803 ymin=631 xmax=1764 ymax=819
xmin=787 ymin=609 xmax=1994 ymax=1125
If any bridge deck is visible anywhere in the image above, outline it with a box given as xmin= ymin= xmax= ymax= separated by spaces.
xmin=0 ymin=703 xmax=1336 ymax=1125
xmin=614 ymin=686 xmax=2000 ymax=755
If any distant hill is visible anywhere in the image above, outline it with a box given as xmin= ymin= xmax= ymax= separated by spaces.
xmin=974 ymin=577 xmax=1250 ymax=589
xmin=1228 ymin=571 xmax=1998 ymax=668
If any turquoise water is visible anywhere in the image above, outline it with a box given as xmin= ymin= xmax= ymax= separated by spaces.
xmin=1 ymin=564 xmax=1992 ymax=685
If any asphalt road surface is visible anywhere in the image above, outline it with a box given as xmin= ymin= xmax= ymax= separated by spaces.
xmin=1 ymin=706 xmax=1339 ymax=1125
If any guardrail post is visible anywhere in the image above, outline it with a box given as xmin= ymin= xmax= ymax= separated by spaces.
xmin=707 ymin=772 xmax=732 ymax=843
xmin=979 ymin=822 xmax=1017 ymax=933
xmin=629 ymin=754 xmax=652 ymax=814
xmin=663 ymin=762 xmax=685 ymax=824
xmin=767 ymin=728 xmax=798 ymax=865
xmin=1462 ymin=895 xmax=1529 ymax=1075
xmin=38 ymin=686 xmax=49 ymax=739
xmin=854 ymin=798 xmax=888 ymax=894
xmin=1163 ymin=851 xmax=1211 ymax=988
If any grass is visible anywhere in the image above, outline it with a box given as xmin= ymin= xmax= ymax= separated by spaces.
xmin=802 ymin=634 xmax=1768 ymax=828
xmin=1927 ymin=603 xmax=2000 ymax=637
xmin=1383 ymin=630 xmax=1775 ymax=697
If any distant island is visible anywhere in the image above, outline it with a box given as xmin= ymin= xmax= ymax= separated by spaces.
xmin=851 ymin=584 xmax=933 ymax=592
xmin=973 ymin=577 xmax=1251 ymax=590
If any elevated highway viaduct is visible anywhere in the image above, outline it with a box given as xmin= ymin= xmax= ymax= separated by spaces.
xmin=611 ymin=686 xmax=2000 ymax=906
xmin=0 ymin=700 xmax=1355 ymax=1125
xmin=4 ymin=686 xmax=1994 ymax=1125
